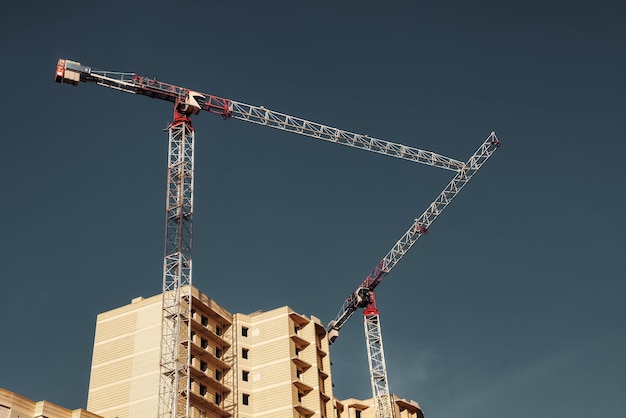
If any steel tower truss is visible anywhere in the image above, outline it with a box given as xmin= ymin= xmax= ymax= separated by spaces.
xmin=158 ymin=120 xmax=194 ymax=418
xmin=364 ymin=297 xmax=395 ymax=418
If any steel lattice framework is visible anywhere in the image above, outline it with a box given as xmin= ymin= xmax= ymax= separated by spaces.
xmin=55 ymin=58 xmax=500 ymax=418
xmin=158 ymin=121 xmax=194 ymax=418
xmin=327 ymin=132 xmax=500 ymax=337
xmin=54 ymin=59 xmax=464 ymax=171
xmin=227 ymin=102 xmax=464 ymax=171
xmin=364 ymin=305 xmax=395 ymax=418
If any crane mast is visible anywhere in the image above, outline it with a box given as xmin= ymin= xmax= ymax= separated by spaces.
xmin=160 ymin=118 xmax=195 ymax=417
xmin=55 ymin=58 xmax=498 ymax=418
xmin=363 ymin=294 xmax=395 ymax=418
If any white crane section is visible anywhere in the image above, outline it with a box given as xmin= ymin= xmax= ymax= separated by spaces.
xmin=228 ymin=101 xmax=465 ymax=171
xmin=327 ymin=132 xmax=500 ymax=339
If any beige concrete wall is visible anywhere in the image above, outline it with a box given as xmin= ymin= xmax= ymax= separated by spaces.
xmin=334 ymin=396 xmax=424 ymax=418
xmin=87 ymin=295 xmax=161 ymax=418
xmin=0 ymin=388 xmax=102 ymax=418
xmin=236 ymin=308 xmax=295 ymax=417
xmin=233 ymin=307 xmax=334 ymax=418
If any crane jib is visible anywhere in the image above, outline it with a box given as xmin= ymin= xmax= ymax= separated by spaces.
xmin=54 ymin=58 xmax=465 ymax=169
xmin=326 ymin=133 xmax=500 ymax=336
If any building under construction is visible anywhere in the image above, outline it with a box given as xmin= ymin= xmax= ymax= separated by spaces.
xmin=0 ymin=285 xmax=424 ymax=418
xmin=0 ymin=388 xmax=101 ymax=418
xmin=86 ymin=286 xmax=424 ymax=418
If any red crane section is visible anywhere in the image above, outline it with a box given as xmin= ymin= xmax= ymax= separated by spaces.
xmin=55 ymin=59 xmax=231 ymax=121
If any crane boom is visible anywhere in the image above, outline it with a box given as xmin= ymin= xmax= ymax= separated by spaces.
xmin=55 ymin=58 xmax=464 ymax=171
xmin=227 ymin=102 xmax=464 ymax=170
xmin=327 ymin=132 xmax=500 ymax=342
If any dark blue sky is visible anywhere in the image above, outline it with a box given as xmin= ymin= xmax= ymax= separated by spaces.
xmin=1 ymin=1 xmax=624 ymax=417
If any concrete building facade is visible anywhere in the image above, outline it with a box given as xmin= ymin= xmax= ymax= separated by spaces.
xmin=233 ymin=307 xmax=333 ymax=417
xmin=334 ymin=397 xmax=423 ymax=418
xmin=87 ymin=287 xmax=423 ymax=418
xmin=87 ymin=293 xmax=162 ymax=417
xmin=0 ymin=389 xmax=102 ymax=418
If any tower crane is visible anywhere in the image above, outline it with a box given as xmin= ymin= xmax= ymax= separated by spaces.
xmin=326 ymin=133 xmax=499 ymax=417
xmin=54 ymin=58 xmax=498 ymax=418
